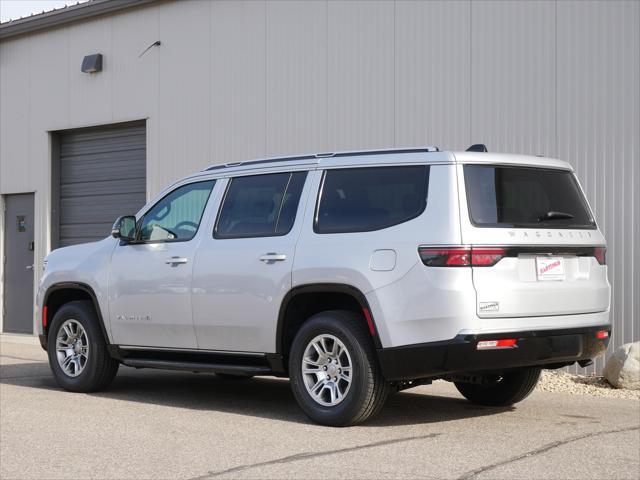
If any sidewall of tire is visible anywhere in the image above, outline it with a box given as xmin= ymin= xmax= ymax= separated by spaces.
xmin=289 ymin=312 xmax=381 ymax=426
xmin=47 ymin=301 xmax=115 ymax=392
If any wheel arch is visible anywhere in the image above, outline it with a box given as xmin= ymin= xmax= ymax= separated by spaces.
xmin=276 ymin=283 xmax=382 ymax=360
xmin=43 ymin=282 xmax=111 ymax=346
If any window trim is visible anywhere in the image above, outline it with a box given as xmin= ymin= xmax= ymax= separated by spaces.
xmin=462 ymin=165 xmax=597 ymax=230
xmin=132 ymin=179 xmax=216 ymax=245
xmin=213 ymin=171 xmax=308 ymax=240
xmin=313 ymin=165 xmax=431 ymax=235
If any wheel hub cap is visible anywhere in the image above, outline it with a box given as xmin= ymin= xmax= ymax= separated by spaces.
xmin=55 ymin=319 xmax=89 ymax=377
xmin=301 ymin=334 xmax=352 ymax=407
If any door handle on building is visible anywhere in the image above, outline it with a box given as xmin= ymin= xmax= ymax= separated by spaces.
xmin=259 ymin=253 xmax=287 ymax=263
xmin=165 ymin=256 xmax=188 ymax=265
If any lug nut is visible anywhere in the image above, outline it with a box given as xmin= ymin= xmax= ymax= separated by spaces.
xmin=323 ymin=366 xmax=327 ymax=371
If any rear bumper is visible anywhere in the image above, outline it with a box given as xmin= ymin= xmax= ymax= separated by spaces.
xmin=377 ymin=325 xmax=610 ymax=381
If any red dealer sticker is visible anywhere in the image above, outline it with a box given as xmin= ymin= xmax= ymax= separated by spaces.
xmin=536 ymin=256 xmax=565 ymax=281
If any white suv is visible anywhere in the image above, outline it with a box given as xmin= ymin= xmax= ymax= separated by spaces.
xmin=37 ymin=146 xmax=611 ymax=426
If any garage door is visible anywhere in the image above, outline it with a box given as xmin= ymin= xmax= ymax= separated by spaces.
xmin=57 ymin=121 xmax=146 ymax=247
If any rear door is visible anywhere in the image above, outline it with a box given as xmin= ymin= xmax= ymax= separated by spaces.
xmin=459 ymin=163 xmax=609 ymax=319
xmin=192 ymin=170 xmax=310 ymax=352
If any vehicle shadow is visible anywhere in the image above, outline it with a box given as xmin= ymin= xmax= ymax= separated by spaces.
xmin=0 ymin=361 xmax=513 ymax=427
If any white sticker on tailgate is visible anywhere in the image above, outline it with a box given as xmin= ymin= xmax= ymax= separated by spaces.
xmin=536 ymin=256 xmax=565 ymax=281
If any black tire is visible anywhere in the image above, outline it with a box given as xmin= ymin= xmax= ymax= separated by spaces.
xmin=288 ymin=310 xmax=389 ymax=427
xmin=454 ymin=368 xmax=541 ymax=406
xmin=215 ymin=373 xmax=254 ymax=380
xmin=47 ymin=300 xmax=119 ymax=392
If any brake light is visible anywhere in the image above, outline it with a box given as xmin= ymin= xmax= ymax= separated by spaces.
xmin=42 ymin=306 xmax=48 ymax=328
xmin=418 ymin=247 xmax=505 ymax=267
xmin=596 ymin=330 xmax=609 ymax=339
xmin=594 ymin=247 xmax=606 ymax=265
xmin=477 ymin=338 xmax=518 ymax=350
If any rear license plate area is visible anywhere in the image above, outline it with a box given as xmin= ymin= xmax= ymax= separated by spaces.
xmin=536 ymin=256 xmax=565 ymax=281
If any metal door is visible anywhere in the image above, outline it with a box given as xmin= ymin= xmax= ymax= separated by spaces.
xmin=2 ymin=194 xmax=35 ymax=333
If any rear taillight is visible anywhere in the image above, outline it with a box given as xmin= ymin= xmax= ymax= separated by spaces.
xmin=418 ymin=247 xmax=505 ymax=267
xmin=594 ymin=247 xmax=606 ymax=265
xmin=596 ymin=330 xmax=609 ymax=339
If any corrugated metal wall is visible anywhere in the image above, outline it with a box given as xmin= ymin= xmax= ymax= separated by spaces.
xmin=0 ymin=0 xmax=638 ymax=372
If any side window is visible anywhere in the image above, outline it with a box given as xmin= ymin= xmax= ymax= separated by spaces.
xmin=215 ymin=171 xmax=307 ymax=239
xmin=138 ymin=180 xmax=215 ymax=242
xmin=315 ymin=166 xmax=430 ymax=234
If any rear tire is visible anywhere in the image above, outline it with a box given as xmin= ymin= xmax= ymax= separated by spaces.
xmin=454 ymin=368 xmax=541 ymax=406
xmin=47 ymin=300 xmax=119 ymax=392
xmin=289 ymin=310 xmax=389 ymax=427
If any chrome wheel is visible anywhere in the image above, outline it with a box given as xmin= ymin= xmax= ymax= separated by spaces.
xmin=56 ymin=319 xmax=89 ymax=377
xmin=302 ymin=334 xmax=352 ymax=406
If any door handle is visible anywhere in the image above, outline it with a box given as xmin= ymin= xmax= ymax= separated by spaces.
xmin=26 ymin=265 xmax=34 ymax=270
xmin=165 ymin=256 xmax=188 ymax=265
xmin=259 ymin=253 xmax=287 ymax=263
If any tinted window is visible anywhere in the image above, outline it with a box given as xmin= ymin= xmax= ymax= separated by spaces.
xmin=215 ymin=172 xmax=307 ymax=238
xmin=315 ymin=166 xmax=430 ymax=234
xmin=139 ymin=180 xmax=214 ymax=241
xmin=464 ymin=165 xmax=596 ymax=229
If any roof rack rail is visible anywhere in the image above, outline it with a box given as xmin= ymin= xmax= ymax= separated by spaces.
xmin=202 ymin=145 xmax=440 ymax=172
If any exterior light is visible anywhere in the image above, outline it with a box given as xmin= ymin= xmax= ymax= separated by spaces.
xmin=81 ymin=53 xmax=103 ymax=73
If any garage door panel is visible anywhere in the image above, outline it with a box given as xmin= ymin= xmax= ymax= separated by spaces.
xmin=60 ymin=150 xmax=146 ymax=183
xmin=60 ymin=222 xmax=122 ymax=240
xmin=58 ymin=121 xmax=146 ymax=247
xmin=60 ymin=178 xmax=145 ymax=198
xmin=60 ymin=194 xmax=145 ymax=224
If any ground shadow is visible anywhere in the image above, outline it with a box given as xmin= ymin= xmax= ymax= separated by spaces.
xmin=0 ymin=360 xmax=513 ymax=427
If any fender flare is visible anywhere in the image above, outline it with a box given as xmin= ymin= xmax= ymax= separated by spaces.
xmin=275 ymin=283 xmax=382 ymax=354
xmin=43 ymin=282 xmax=111 ymax=345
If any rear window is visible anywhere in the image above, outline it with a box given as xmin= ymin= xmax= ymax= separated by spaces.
xmin=315 ymin=165 xmax=430 ymax=234
xmin=464 ymin=165 xmax=596 ymax=229
xmin=215 ymin=171 xmax=307 ymax=238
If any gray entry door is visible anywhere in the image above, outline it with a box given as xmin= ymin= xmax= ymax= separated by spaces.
xmin=3 ymin=194 xmax=35 ymax=333
xmin=56 ymin=121 xmax=146 ymax=247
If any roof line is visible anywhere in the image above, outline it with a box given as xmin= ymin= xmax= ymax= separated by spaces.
xmin=202 ymin=146 xmax=440 ymax=172
xmin=0 ymin=0 xmax=159 ymax=40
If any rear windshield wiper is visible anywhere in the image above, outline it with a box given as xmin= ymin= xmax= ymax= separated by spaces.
xmin=538 ymin=211 xmax=575 ymax=222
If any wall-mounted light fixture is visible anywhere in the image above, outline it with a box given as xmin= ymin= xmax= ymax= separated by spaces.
xmin=81 ymin=54 xmax=103 ymax=73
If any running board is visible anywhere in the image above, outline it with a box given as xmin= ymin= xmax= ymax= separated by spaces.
xmin=122 ymin=358 xmax=272 ymax=376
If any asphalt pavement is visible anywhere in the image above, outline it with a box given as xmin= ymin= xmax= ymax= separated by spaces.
xmin=1 ymin=334 xmax=638 ymax=480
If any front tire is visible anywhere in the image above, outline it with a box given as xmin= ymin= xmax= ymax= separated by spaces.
xmin=289 ymin=310 xmax=389 ymax=426
xmin=454 ymin=368 xmax=541 ymax=406
xmin=47 ymin=300 xmax=119 ymax=392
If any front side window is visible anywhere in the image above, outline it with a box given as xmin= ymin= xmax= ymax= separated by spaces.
xmin=138 ymin=180 xmax=215 ymax=242
xmin=315 ymin=166 xmax=430 ymax=234
xmin=464 ymin=165 xmax=596 ymax=229
xmin=215 ymin=171 xmax=307 ymax=239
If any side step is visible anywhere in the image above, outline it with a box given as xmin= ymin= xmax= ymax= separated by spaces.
xmin=122 ymin=358 xmax=271 ymax=376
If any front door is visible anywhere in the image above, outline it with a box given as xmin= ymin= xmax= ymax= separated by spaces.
xmin=109 ymin=180 xmax=216 ymax=348
xmin=192 ymin=171 xmax=310 ymax=352
xmin=3 ymin=194 xmax=35 ymax=333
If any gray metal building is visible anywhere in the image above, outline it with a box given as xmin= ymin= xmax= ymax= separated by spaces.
xmin=0 ymin=0 xmax=638 ymax=374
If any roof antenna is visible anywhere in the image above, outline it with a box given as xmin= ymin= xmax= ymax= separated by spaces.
xmin=139 ymin=40 xmax=161 ymax=58
xmin=466 ymin=144 xmax=488 ymax=152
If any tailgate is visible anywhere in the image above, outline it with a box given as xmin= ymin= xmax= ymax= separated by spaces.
xmin=472 ymin=246 xmax=609 ymax=318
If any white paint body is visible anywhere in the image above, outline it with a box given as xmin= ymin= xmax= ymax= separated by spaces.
xmin=36 ymin=151 xmax=611 ymax=352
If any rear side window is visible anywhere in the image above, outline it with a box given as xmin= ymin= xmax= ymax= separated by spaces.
xmin=215 ymin=171 xmax=307 ymax=238
xmin=464 ymin=165 xmax=596 ymax=229
xmin=315 ymin=166 xmax=430 ymax=234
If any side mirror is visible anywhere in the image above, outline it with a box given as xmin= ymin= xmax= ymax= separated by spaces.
xmin=111 ymin=216 xmax=137 ymax=242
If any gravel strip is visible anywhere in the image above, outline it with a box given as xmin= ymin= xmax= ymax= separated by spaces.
xmin=537 ymin=370 xmax=640 ymax=400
